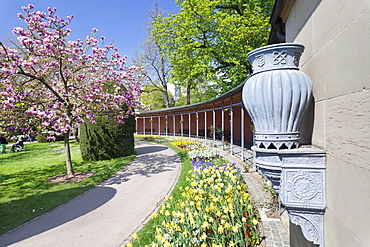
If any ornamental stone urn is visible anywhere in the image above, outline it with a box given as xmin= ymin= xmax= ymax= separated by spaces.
xmin=242 ymin=43 xmax=312 ymax=150
xmin=243 ymin=43 xmax=326 ymax=247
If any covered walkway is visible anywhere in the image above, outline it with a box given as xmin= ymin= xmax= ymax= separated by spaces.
xmin=136 ymin=81 xmax=255 ymax=163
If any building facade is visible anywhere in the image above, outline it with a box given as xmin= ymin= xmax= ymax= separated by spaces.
xmin=270 ymin=0 xmax=370 ymax=246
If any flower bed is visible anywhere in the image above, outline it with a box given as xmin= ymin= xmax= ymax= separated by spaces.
xmin=128 ymin=137 xmax=260 ymax=246
xmin=134 ymin=134 xmax=163 ymax=141
xmin=169 ymin=138 xmax=200 ymax=151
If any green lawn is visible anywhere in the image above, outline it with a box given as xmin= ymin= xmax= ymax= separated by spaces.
xmin=0 ymin=141 xmax=135 ymax=235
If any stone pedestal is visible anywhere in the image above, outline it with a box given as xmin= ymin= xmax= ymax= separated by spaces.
xmin=253 ymin=147 xmax=326 ymax=246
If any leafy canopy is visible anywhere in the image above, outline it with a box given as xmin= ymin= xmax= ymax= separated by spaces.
xmin=151 ymin=0 xmax=273 ymax=95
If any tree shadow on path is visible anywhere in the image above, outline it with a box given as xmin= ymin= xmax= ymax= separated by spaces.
xmin=0 ymin=141 xmax=180 ymax=246
xmin=102 ymin=141 xmax=180 ymax=186
xmin=0 ymin=186 xmax=116 ymax=247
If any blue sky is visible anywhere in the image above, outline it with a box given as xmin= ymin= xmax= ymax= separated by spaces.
xmin=0 ymin=0 xmax=178 ymax=62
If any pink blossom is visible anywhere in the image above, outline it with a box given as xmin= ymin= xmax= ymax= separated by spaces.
xmin=46 ymin=136 xmax=56 ymax=142
xmin=12 ymin=27 xmax=24 ymax=34
xmin=1 ymin=5 xmax=144 ymax=158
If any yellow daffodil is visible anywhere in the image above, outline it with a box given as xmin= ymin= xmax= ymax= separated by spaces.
xmin=152 ymin=160 xmax=260 ymax=246
xmin=225 ymin=222 xmax=231 ymax=229
xmin=252 ymin=218 xmax=259 ymax=225
xmin=163 ymin=241 xmax=171 ymax=247
xmin=201 ymin=221 xmax=209 ymax=229
xmin=150 ymin=212 xmax=158 ymax=219
xmin=212 ymin=243 xmax=223 ymax=247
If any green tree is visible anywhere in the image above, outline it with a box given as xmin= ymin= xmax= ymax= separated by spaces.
xmin=151 ymin=0 xmax=273 ymax=103
xmin=141 ymin=85 xmax=172 ymax=109
xmin=190 ymin=79 xmax=219 ymax=104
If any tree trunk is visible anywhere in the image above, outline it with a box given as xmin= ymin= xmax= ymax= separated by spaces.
xmin=165 ymin=91 xmax=170 ymax=108
xmin=64 ymin=130 xmax=74 ymax=177
xmin=186 ymin=83 xmax=191 ymax=105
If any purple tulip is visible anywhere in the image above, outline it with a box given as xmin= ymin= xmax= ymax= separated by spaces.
xmin=7 ymin=126 xmax=17 ymax=131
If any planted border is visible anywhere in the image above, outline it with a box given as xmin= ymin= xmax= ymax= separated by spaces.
xmin=129 ymin=136 xmax=261 ymax=247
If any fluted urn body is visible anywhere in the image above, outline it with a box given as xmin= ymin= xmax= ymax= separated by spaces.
xmin=243 ymin=43 xmax=312 ymax=149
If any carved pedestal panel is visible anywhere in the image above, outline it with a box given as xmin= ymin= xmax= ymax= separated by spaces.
xmin=253 ymin=147 xmax=326 ymax=247
xmin=289 ymin=210 xmax=324 ymax=246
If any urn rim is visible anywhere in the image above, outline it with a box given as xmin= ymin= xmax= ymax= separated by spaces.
xmin=247 ymin=43 xmax=306 ymax=75
xmin=247 ymin=43 xmax=305 ymax=59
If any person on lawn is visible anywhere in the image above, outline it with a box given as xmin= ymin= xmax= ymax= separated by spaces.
xmin=0 ymin=134 xmax=8 ymax=154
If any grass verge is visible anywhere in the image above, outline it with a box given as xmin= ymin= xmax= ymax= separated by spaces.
xmin=0 ymin=141 xmax=135 ymax=235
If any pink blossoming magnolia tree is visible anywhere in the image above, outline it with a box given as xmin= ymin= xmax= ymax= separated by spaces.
xmin=0 ymin=4 xmax=143 ymax=177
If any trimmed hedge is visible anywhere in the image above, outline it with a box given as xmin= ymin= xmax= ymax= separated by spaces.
xmin=79 ymin=116 xmax=135 ymax=161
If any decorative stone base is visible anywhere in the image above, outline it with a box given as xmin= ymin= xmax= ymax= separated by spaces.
xmin=253 ymin=147 xmax=326 ymax=247
xmin=252 ymin=150 xmax=282 ymax=192
xmin=289 ymin=209 xmax=324 ymax=246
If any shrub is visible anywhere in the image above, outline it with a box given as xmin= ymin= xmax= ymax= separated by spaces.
xmin=79 ymin=116 xmax=135 ymax=161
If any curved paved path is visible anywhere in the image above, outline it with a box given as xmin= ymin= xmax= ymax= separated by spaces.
xmin=0 ymin=141 xmax=181 ymax=247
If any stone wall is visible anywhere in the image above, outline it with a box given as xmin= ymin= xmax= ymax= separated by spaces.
xmin=284 ymin=0 xmax=370 ymax=246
